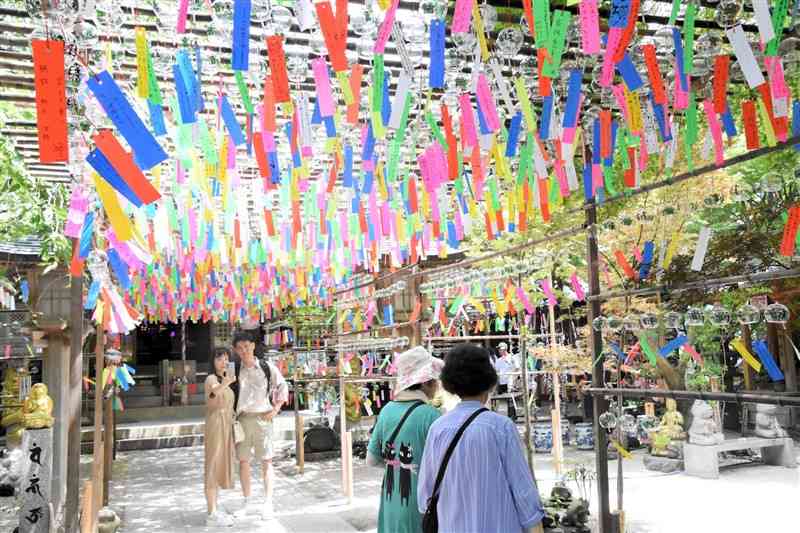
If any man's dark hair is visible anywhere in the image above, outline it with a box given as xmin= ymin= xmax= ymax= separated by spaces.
xmin=232 ymin=331 xmax=254 ymax=347
xmin=441 ymin=343 xmax=498 ymax=397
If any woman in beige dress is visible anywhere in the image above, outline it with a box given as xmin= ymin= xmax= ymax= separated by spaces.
xmin=204 ymin=347 xmax=237 ymax=527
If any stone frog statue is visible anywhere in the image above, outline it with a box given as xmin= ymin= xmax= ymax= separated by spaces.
xmin=688 ymin=400 xmax=724 ymax=445
xmin=754 ymin=403 xmax=788 ymax=438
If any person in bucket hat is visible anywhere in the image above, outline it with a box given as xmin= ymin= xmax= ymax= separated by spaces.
xmin=367 ymin=346 xmax=443 ymax=533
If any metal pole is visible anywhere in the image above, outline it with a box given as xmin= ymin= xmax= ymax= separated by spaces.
xmin=586 ymin=200 xmax=612 ymax=533
xmin=585 ymin=387 xmax=800 ymax=406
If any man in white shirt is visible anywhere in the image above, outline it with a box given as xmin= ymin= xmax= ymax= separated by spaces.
xmin=232 ymin=332 xmax=288 ymax=520
xmin=493 ymin=342 xmax=518 ymax=419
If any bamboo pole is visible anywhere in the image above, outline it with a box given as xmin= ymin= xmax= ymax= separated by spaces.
xmin=90 ymin=324 xmax=105 ymax=530
xmin=518 ymin=314 xmax=535 ymax=482
xmin=102 ymin=391 xmax=114 ymax=506
xmin=547 ymin=282 xmax=563 ymax=476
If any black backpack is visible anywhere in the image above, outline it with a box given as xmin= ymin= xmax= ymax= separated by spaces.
xmin=231 ymin=358 xmax=273 ymax=412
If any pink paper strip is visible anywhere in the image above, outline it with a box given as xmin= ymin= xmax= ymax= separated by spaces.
xmin=476 ymin=74 xmax=501 ymax=131
xmin=227 ymin=136 xmax=237 ymax=168
xmin=611 ymin=84 xmax=631 ymax=127
xmin=554 ymin=159 xmax=570 ymax=197
xmin=373 ymin=0 xmax=399 ymax=54
xmin=516 ymin=286 xmax=535 ymax=315
xmin=459 ymin=93 xmax=478 ymax=148
xmin=454 ymin=205 xmax=464 ymax=240
xmin=682 ymin=344 xmax=704 ymax=365
xmin=579 ymin=0 xmax=601 ymax=54
xmin=312 ymin=57 xmax=335 ymax=117
xmin=600 ymin=28 xmax=623 ymax=87
xmin=570 ymin=273 xmax=585 ymax=301
xmin=702 ymin=100 xmax=725 ymax=166
xmin=177 ymin=0 xmax=189 ymax=33
xmin=673 ymin=69 xmax=689 ymax=110
xmin=540 ymin=279 xmax=557 ymax=307
xmin=452 ymin=0 xmax=474 ymax=33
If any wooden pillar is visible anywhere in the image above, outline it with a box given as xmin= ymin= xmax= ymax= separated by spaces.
xmin=42 ymin=325 xmax=69 ymax=530
xmin=90 ymin=325 xmax=105 ymax=529
xmin=66 ymin=272 xmax=83 ymax=532
xmin=103 ymin=391 xmax=114 ymax=506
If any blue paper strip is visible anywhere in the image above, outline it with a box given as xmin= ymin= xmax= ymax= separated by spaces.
xmin=268 ymin=152 xmax=281 ymax=183
xmin=609 ymin=0 xmax=632 ymax=28
xmin=604 ymin=120 xmax=618 ymax=167
xmin=721 ymin=105 xmax=738 ymax=138
xmin=107 ymin=248 xmax=131 ymax=290
xmin=659 ymin=335 xmax=688 ymax=358
xmin=505 ymin=112 xmax=522 ymax=157
xmin=147 ymin=99 xmax=166 ymax=136
xmin=363 ymin=171 xmax=374 ymax=194
xmin=429 ymin=19 xmax=446 ymax=89
xmin=343 ymin=144 xmax=353 ymax=187
xmin=649 ymin=95 xmax=672 ymax=142
xmin=87 ymin=149 xmax=143 ymax=207
xmin=540 ymin=95 xmax=554 ymax=140
xmin=671 ymin=28 xmax=688 ymax=92
xmin=592 ymin=119 xmax=601 ymax=164
xmin=609 ymin=342 xmax=625 ymax=360
xmin=752 ymin=340 xmax=785 ymax=381
xmin=475 ymin=97 xmax=491 ymax=135
xmin=79 ymin=212 xmax=94 ymax=259
xmin=447 ymin=221 xmax=458 ymax=249
xmin=311 ymin=98 xmax=321 ymax=124
xmin=793 ymin=100 xmax=800 ymax=151
xmin=616 ymin=53 xmax=644 ymax=92
xmin=87 ymin=71 xmax=167 ymax=170
xmin=173 ymin=64 xmax=196 ymax=124
xmin=583 ymin=164 xmax=593 ymax=201
xmin=232 ymin=0 xmax=251 ymax=71
xmin=323 ymin=115 xmax=337 ymax=137
xmin=176 ymin=50 xmax=200 ymax=115
xmin=219 ymin=95 xmax=246 ymax=146
xmin=563 ymin=69 xmax=583 ymax=129
xmin=382 ymin=73 xmax=392 ymax=126
xmin=85 ymin=280 xmax=101 ymax=310
xmin=362 ymin=122 xmax=375 ymax=162
xmin=638 ymin=240 xmax=655 ymax=280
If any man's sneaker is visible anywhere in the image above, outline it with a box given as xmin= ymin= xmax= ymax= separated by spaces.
xmin=206 ymin=511 xmax=235 ymax=527
xmin=260 ymin=500 xmax=275 ymax=521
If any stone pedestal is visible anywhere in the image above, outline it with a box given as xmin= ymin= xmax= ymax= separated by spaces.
xmin=643 ymin=455 xmax=684 ymax=473
xmin=19 ymin=427 xmax=53 ymax=533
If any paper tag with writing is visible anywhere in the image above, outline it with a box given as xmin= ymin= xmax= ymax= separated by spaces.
xmin=32 ymin=40 xmax=68 ymax=163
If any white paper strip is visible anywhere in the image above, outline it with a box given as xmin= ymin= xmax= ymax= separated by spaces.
xmin=531 ymin=138 xmax=548 ymax=179
xmin=726 ymin=25 xmax=766 ymax=89
xmin=562 ymin=142 xmax=579 ymax=191
xmin=691 ymin=226 xmax=712 ymax=271
xmin=298 ymin=95 xmax=312 ymax=148
xmin=295 ymin=0 xmax=315 ymax=31
xmin=665 ymin=121 xmax=679 ymax=169
xmin=773 ymin=95 xmax=789 ymax=118
xmin=657 ymin=238 xmax=667 ymax=279
xmin=642 ymin=99 xmax=659 ymax=154
xmin=701 ymin=128 xmax=713 ymax=161
xmin=488 ymin=60 xmax=516 ymax=118
xmin=752 ymin=0 xmax=775 ymax=43
xmin=389 ymin=72 xmax=412 ymax=129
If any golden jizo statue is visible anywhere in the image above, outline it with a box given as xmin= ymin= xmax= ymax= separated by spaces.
xmin=1 ymin=368 xmax=24 ymax=445
xmin=648 ymin=398 xmax=687 ymax=457
xmin=22 ymin=383 xmax=55 ymax=429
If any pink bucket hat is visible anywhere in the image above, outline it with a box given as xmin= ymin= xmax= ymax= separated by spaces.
xmin=394 ymin=346 xmax=444 ymax=393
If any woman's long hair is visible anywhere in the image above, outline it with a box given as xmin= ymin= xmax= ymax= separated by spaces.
xmin=211 ymin=346 xmax=232 ymax=382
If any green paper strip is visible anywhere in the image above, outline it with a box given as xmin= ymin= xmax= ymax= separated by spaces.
xmin=637 ymin=333 xmax=659 ymax=365
xmin=198 ymin=119 xmax=217 ymax=164
xmin=668 ymin=0 xmax=680 ymax=26
xmin=548 ymin=173 xmax=559 ymax=205
xmin=684 ymin=91 xmax=697 ymax=171
xmin=145 ymin=40 xmax=162 ymax=104
xmin=683 ymin=3 xmax=697 ymax=75
xmin=542 ymin=10 xmax=571 ymax=78
xmin=235 ymin=71 xmax=254 ymax=115
xmin=372 ymin=54 xmax=384 ymax=114
xmin=766 ymin=0 xmax=789 ymax=56
xmin=602 ymin=165 xmax=618 ymax=196
xmin=449 ymin=294 xmax=465 ymax=315
xmin=487 ymin=177 xmax=501 ymax=211
xmin=533 ymin=0 xmax=551 ymax=49
xmin=426 ymin=108 xmax=448 ymax=150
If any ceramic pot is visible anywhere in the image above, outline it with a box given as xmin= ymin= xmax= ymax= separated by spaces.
xmin=534 ymin=423 xmax=553 ymax=453
xmin=575 ymin=422 xmax=594 ymax=450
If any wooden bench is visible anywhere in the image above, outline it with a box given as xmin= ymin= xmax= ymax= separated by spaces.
xmin=684 ymin=437 xmax=796 ymax=479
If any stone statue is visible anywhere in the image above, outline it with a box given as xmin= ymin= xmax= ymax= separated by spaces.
xmin=648 ymin=399 xmax=686 ymax=457
xmin=754 ymin=403 xmax=788 ymax=438
xmin=1 ymin=368 xmax=24 ymax=446
xmin=688 ymin=400 xmax=724 ymax=445
xmin=21 ymin=384 xmax=54 ymax=429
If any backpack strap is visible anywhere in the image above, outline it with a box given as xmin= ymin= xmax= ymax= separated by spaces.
xmin=430 ymin=408 xmax=488 ymax=499
xmin=382 ymin=400 xmax=425 ymax=457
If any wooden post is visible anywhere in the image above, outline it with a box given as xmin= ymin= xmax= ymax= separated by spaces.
xmin=547 ymin=297 xmax=563 ymax=476
xmin=66 ymin=271 xmax=83 ymax=532
xmin=43 ymin=326 xmax=70 ymax=528
xmin=80 ymin=480 xmax=93 ymax=533
xmin=586 ymin=200 xmax=612 ymax=533
xmin=779 ymin=333 xmax=798 ymax=427
xmin=518 ymin=301 xmax=535 ymax=481
xmin=91 ymin=324 xmax=105 ymax=528
xmin=102 ymin=390 xmax=114 ymax=506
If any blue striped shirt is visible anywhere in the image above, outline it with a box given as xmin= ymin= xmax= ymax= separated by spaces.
xmin=417 ymin=401 xmax=544 ymax=533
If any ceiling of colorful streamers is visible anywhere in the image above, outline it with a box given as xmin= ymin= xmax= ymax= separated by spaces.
xmin=3 ymin=0 xmax=800 ymax=331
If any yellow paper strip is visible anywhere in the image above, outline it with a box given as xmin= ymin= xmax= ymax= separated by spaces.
xmin=337 ymin=71 xmax=354 ymax=105
xmin=515 ymin=77 xmax=537 ymax=132
xmin=731 ymin=338 xmax=763 ymax=373
xmin=756 ymin=99 xmax=777 ymax=147
xmin=611 ymin=439 xmax=632 ymax=459
xmin=135 ymin=27 xmax=149 ymax=99
xmin=472 ymin=1 xmax=490 ymax=62
xmin=662 ymin=230 xmax=681 ymax=269
xmin=93 ymin=173 xmax=133 ymax=241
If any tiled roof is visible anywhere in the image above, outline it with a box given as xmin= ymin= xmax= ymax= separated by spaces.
xmin=0 ymin=237 xmax=42 ymax=258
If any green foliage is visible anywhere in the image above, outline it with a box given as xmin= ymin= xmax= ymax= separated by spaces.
xmin=0 ymin=105 xmax=71 ymax=269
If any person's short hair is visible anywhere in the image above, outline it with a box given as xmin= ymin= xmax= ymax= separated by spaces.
xmin=441 ymin=343 xmax=498 ymax=397
xmin=232 ymin=331 xmax=254 ymax=347
xmin=211 ymin=346 xmax=231 ymax=368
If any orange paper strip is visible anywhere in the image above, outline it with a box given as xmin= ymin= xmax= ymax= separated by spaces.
xmin=32 ymin=40 xmax=68 ymax=163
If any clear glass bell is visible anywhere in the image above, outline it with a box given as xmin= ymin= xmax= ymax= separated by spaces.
xmin=599 ymin=411 xmax=618 ymax=429
xmin=663 ymin=311 xmax=683 ymax=330
xmin=707 ymin=305 xmax=732 ymax=327
xmin=715 ymin=0 xmax=743 ymax=28
xmin=760 ymin=173 xmax=782 ymax=193
xmin=495 ymin=27 xmax=524 ymax=59
xmin=685 ymin=307 xmax=705 ymax=327
xmin=592 ymin=316 xmax=607 ymax=332
xmin=622 ymin=315 xmax=639 ymax=332
xmin=736 ymin=303 xmax=761 ymax=325
xmin=621 ymin=414 xmax=637 ymax=432
xmin=764 ymin=303 xmax=790 ymax=324
xmin=479 ymin=3 xmax=498 ymax=33
xmin=639 ymin=313 xmax=659 ymax=330
xmin=606 ymin=316 xmax=623 ymax=332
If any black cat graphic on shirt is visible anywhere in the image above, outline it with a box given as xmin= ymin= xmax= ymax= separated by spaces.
xmin=398 ymin=442 xmax=414 ymax=507
xmin=383 ymin=442 xmax=396 ymax=499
